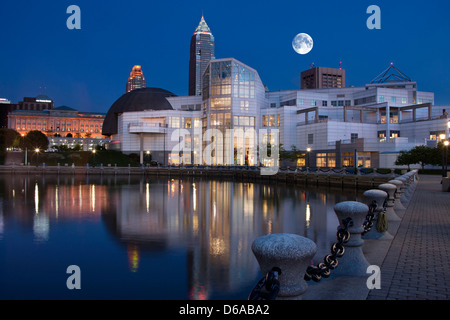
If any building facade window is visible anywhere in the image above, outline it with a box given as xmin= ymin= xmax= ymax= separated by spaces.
xmin=316 ymin=153 xmax=327 ymax=167
xmin=262 ymin=115 xmax=276 ymax=127
xmin=378 ymin=130 xmax=387 ymax=142
xmin=341 ymin=152 xmax=354 ymax=167
xmin=390 ymin=130 xmax=400 ymax=138
xmin=327 ymin=153 xmax=336 ymax=168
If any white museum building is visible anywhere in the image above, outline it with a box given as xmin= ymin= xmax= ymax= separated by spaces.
xmin=102 ymin=59 xmax=450 ymax=169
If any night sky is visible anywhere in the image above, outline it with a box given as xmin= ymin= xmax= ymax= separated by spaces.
xmin=1 ymin=0 xmax=449 ymax=113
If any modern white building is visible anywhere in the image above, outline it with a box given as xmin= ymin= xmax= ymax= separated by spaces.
xmin=102 ymin=60 xmax=450 ymax=168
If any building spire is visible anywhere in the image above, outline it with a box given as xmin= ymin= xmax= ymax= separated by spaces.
xmin=194 ymin=15 xmax=211 ymax=35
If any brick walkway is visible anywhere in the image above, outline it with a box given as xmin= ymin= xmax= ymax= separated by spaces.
xmin=367 ymin=175 xmax=450 ymax=300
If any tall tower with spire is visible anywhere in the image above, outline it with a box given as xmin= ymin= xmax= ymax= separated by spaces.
xmin=189 ymin=16 xmax=215 ymax=96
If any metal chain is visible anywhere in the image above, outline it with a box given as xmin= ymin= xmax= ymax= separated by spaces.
xmin=304 ymin=217 xmax=353 ymax=282
xmin=248 ymin=267 xmax=281 ymax=300
xmin=362 ymin=200 xmax=378 ymax=235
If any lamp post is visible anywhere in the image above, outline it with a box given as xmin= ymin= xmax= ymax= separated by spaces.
xmin=447 ymin=120 xmax=450 ymax=139
xmin=35 ymin=148 xmax=40 ymax=165
xmin=92 ymin=149 xmax=96 ymax=166
xmin=146 ymin=150 xmax=151 ymax=165
xmin=306 ymin=147 xmax=311 ymax=169
xmin=444 ymin=140 xmax=449 ymax=177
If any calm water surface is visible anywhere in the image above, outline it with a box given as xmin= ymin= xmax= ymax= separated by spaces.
xmin=0 ymin=174 xmax=365 ymax=300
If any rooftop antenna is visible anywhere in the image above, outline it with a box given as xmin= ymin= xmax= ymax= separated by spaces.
xmin=339 ymin=61 xmax=342 ymax=70
xmin=310 ymin=62 xmax=315 ymax=69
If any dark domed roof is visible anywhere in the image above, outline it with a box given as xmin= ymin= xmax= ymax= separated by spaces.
xmin=102 ymin=87 xmax=176 ymax=136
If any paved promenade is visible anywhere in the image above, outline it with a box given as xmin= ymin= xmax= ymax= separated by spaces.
xmin=303 ymin=173 xmax=450 ymax=300
xmin=366 ymin=174 xmax=450 ymax=300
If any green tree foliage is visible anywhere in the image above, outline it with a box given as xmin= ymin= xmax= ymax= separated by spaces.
xmin=395 ymin=145 xmax=441 ymax=169
xmin=395 ymin=150 xmax=415 ymax=170
xmin=279 ymin=144 xmax=305 ymax=163
xmin=0 ymin=128 xmax=21 ymax=164
xmin=0 ymin=128 xmax=21 ymax=148
xmin=20 ymin=130 xmax=49 ymax=151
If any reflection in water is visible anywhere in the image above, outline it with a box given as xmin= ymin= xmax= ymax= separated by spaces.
xmin=0 ymin=200 xmax=3 ymax=240
xmin=34 ymin=183 xmax=39 ymax=215
xmin=0 ymin=174 xmax=365 ymax=299
xmin=33 ymin=213 xmax=49 ymax=242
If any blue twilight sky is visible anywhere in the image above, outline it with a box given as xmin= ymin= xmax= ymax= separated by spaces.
xmin=1 ymin=0 xmax=449 ymax=113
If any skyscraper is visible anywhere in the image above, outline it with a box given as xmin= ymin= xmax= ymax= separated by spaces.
xmin=126 ymin=65 xmax=147 ymax=93
xmin=301 ymin=66 xmax=345 ymax=89
xmin=189 ymin=16 xmax=215 ymax=96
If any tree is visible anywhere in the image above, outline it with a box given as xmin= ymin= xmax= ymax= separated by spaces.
xmin=0 ymin=128 xmax=21 ymax=164
xmin=20 ymin=130 xmax=49 ymax=151
xmin=395 ymin=150 xmax=415 ymax=170
xmin=395 ymin=145 xmax=440 ymax=170
xmin=279 ymin=144 xmax=305 ymax=166
xmin=0 ymin=128 xmax=21 ymax=149
xmin=409 ymin=145 xmax=440 ymax=169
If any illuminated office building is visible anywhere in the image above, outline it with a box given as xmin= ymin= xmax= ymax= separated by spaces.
xmin=126 ymin=65 xmax=147 ymax=93
xmin=189 ymin=16 xmax=215 ymax=96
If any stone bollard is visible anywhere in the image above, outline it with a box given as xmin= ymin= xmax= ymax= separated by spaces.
xmin=396 ymin=176 xmax=411 ymax=202
xmin=412 ymin=169 xmax=419 ymax=181
xmin=378 ymin=183 xmax=401 ymax=221
xmin=332 ymin=201 xmax=370 ymax=277
xmin=251 ymin=233 xmax=317 ymax=299
xmin=406 ymin=171 xmax=418 ymax=192
xmin=362 ymin=189 xmax=393 ymax=240
xmin=388 ymin=179 xmax=407 ymax=211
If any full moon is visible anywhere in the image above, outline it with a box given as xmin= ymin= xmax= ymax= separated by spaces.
xmin=292 ymin=33 xmax=313 ymax=55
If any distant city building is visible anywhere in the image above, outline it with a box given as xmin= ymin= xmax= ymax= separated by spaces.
xmin=0 ymin=98 xmax=11 ymax=129
xmin=8 ymin=105 xmax=108 ymax=150
xmin=0 ymin=95 xmax=55 ymax=128
xmin=126 ymin=65 xmax=147 ymax=93
xmin=301 ymin=66 xmax=346 ymax=89
xmin=189 ymin=16 xmax=215 ymax=96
